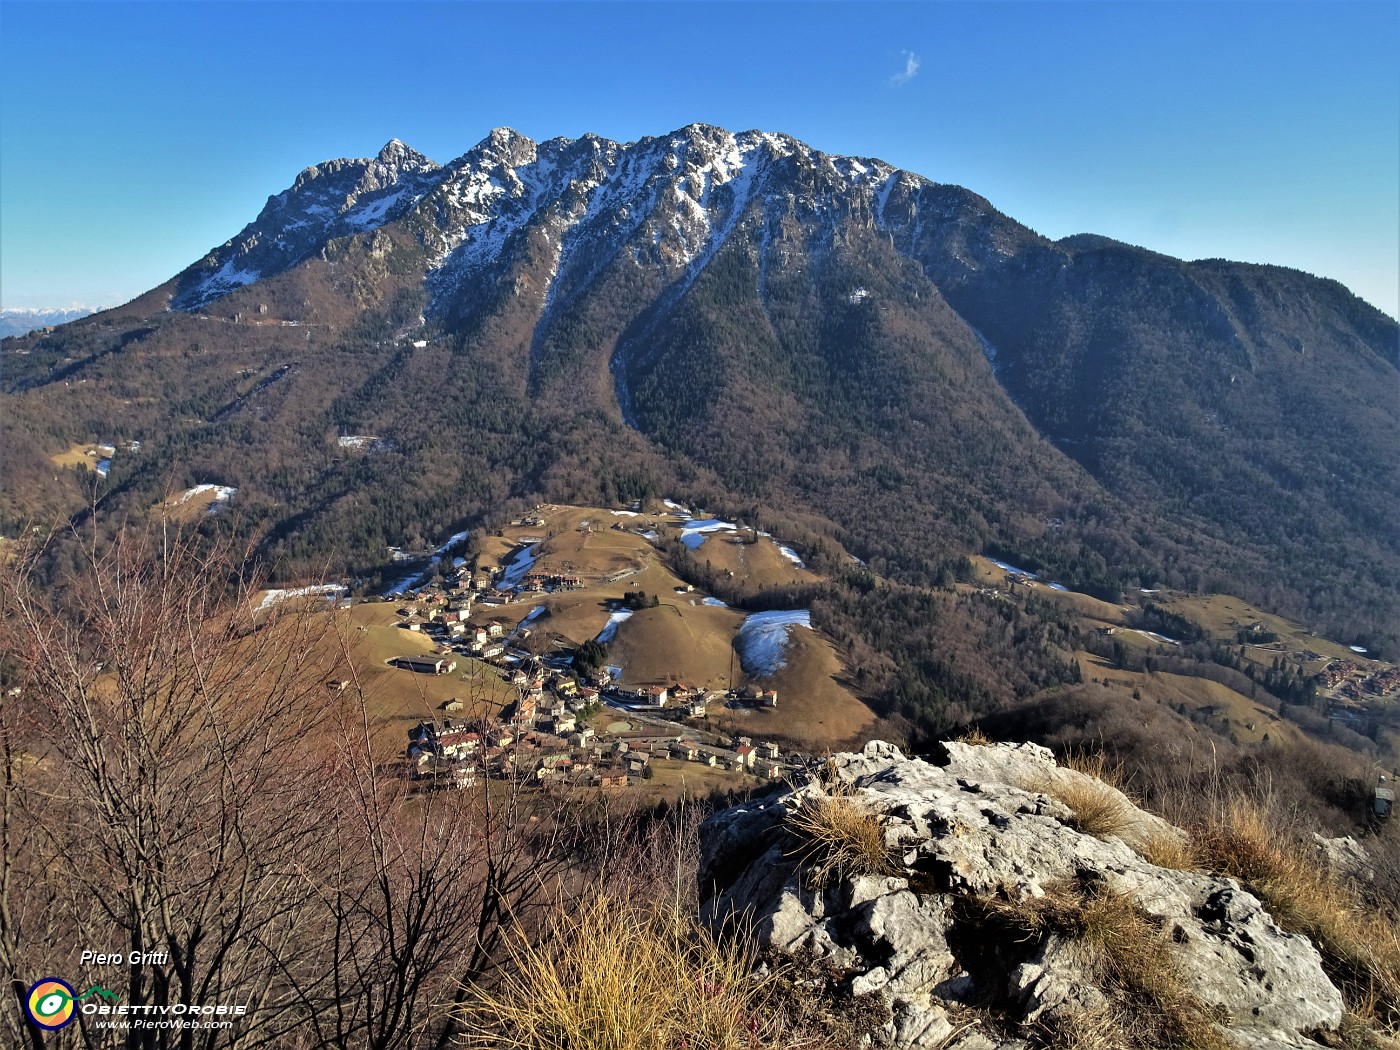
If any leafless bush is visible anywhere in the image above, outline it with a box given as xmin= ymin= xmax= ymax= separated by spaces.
xmin=0 ymin=523 xmax=579 ymax=1049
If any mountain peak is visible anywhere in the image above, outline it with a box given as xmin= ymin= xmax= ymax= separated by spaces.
xmin=485 ymin=126 xmax=532 ymax=149
xmin=375 ymin=138 xmax=422 ymax=164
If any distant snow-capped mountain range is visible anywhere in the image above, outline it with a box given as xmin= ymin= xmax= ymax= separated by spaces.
xmin=0 ymin=307 xmax=99 ymax=339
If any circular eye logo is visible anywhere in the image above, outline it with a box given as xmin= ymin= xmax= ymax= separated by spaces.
xmin=26 ymin=978 xmax=76 ymax=1030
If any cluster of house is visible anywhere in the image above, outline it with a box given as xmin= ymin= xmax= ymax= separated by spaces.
xmin=520 ymin=571 xmax=583 ymax=592
xmin=406 ymin=703 xmax=794 ymax=791
xmin=403 ymin=649 xmax=793 ymax=790
xmin=1316 ymin=659 xmax=1400 ymax=700
xmin=376 ymin=521 xmax=802 ymax=791
xmin=602 ymin=681 xmax=777 ymax=715
xmin=390 ymin=596 xmax=518 ymax=665
xmin=662 ymin=736 xmax=789 ymax=778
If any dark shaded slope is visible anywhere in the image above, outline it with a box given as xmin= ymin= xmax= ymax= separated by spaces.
xmin=898 ymin=207 xmax=1400 ymax=650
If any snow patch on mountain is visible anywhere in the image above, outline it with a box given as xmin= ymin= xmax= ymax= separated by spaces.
xmin=255 ymin=584 xmax=347 ymax=613
xmin=177 ymin=484 xmax=236 ymax=505
xmin=776 ymin=544 xmax=806 ymax=568
xmin=167 ymin=122 xmax=926 ymax=324
xmin=497 ymin=543 xmax=539 ymax=590
xmin=596 ymin=609 xmax=633 ymax=643
xmin=735 ymin=610 xmax=812 ymax=676
xmin=679 ymin=518 xmax=739 ymax=549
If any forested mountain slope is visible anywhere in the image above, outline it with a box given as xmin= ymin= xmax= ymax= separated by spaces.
xmin=1 ymin=123 xmax=1395 ymax=653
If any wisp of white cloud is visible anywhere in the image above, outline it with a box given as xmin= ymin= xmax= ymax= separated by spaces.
xmin=889 ymin=50 xmax=920 ymax=87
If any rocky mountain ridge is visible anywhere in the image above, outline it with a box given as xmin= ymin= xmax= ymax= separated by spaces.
xmin=171 ymin=138 xmax=443 ymax=310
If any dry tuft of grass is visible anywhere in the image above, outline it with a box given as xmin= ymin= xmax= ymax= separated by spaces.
xmin=1133 ymin=829 xmax=1197 ymax=872
xmin=459 ymin=893 xmax=773 ymax=1050
xmin=977 ymin=880 xmax=1230 ymax=1050
xmin=1335 ymin=1010 xmax=1400 ymax=1049
xmin=1035 ymin=1006 xmax=1137 ymax=1050
xmin=786 ymin=780 xmax=896 ymax=887
xmin=955 ymin=726 xmax=993 ymax=746
xmin=1060 ymin=750 xmax=1129 ymax=789
xmin=1026 ymin=753 xmax=1142 ymax=843
xmin=1193 ymin=794 xmax=1400 ymax=1034
xmin=1031 ymin=751 xmax=1201 ymax=870
xmin=1051 ymin=776 xmax=1141 ymax=841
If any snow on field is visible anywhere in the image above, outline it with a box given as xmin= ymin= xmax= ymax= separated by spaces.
xmin=96 ymin=459 xmax=111 ymax=477
xmin=641 ymin=530 xmax=660 ymax=542
xmin=610 ymin=510 xmax=640 ymax=517
xmin=337 ymin=435 xmax=380 ymax=450
xmin=662 ymin=499 xmax=692 ymax=517
xmin=736 ymin=610 xmax=812 ymax=676
xmin=383 ymin=572 xmax=426 ymax=596
xmin=255 ymin=584 xmax=347 ymax=613
xmin=1126 ymin=629 xmax=1181 ymax=647
xmin=777 ymin=544 xmax=806 ymax=568
xmin=175 ymin=484 xmax=236 ymax=510
xmin=498 ymin=544 xmax=539 ymax=590
xmin=596 ymin=610 xmax=633 ymax=643
xmin=701 ymin=597 xmax=728 ymax=608
xmin=435 ymin=530 xmax=471 ymax=557
xmin=988 ymin=557 xmax=1074 ymax=593
xmin=679 ymin=518 xmax=738 ymax=549
xmin=518 ymin=606 xmax=546 ymax=627
xmin=1351 ymin=645 xmax=1370 ymax=655
xmin=988 ymin=558 xmax=1038 ymax=579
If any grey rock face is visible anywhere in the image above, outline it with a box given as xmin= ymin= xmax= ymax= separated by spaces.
xmin=699 ymin=741 xmax=1344 ymax=1049
xmin=172 ymin=140 xmax=444 ymax=310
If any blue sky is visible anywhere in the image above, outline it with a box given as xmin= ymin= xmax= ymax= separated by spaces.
xmin=2 ymin=1 xmax=1396 ymax=318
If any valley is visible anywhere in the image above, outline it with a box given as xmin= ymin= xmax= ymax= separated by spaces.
xmin=1 ymin=114 xmax=1396 ymax=1050
xmin=268 ymin=499 xmax=871 ymax=800
xmin=1 ymin=120 xmax=1396 ymax=821
xmin=254 ymin=498 xmax=1399 ymax=806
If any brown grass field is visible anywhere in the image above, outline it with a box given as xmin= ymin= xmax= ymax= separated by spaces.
xmin=266 ymin=601 xmax=515 ymax=755
xmin=1151 ymin=592 xmax=1371 ymax=668
xmin=156 ymin=485 xmax=236 ymax=523
xmin=966 ymin=556 xmax=1131 ymax=625
xmin=469 ymin=507 xmax=877 ymax=752
xmin=608 ymin=602 xmax=746 ymax=692
xmin=663 ymin=526 xmax=821 ymax=597
xmin=50 ymin=441 xmax=112 ymax=470
xmin=625 ymin=758 xmax=751 ymax=804
xmin=968 ymin=558 xmax=1390 ymax=683
xmin=1074 ymin=652 xmax=1303 ymax=747
xmin=718 ymin=629 xmax=876 ymax=750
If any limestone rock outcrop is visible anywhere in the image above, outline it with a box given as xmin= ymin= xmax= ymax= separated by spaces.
xmin=699 ymin=741 xmax=1344 ymax=1049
